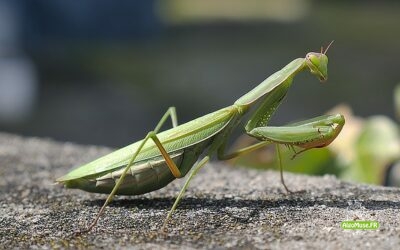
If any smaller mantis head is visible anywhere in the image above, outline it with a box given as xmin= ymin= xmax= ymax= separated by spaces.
xmin=305 ymin=41 xmax=333 ymax=82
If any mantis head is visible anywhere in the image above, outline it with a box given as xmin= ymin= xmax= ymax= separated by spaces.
xmin=305 ymin=41 xmax=333 ymax=82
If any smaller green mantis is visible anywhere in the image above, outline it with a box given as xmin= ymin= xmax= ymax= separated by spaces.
xmin=57 ymin=42 xmax=344 ymax=233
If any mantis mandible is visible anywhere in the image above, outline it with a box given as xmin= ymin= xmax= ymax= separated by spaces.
xmin=57 ymin=42 xmax=344 ymax=233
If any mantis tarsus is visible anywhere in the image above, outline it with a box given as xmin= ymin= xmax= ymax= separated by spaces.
xmin=57 ymin=43 xmax=345 ymax=233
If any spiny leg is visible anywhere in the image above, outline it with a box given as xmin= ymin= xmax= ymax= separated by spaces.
xmin=276 ymin=144 xmax=292 ymax=193
xmin=162 ymin=155 xmax=210 ymax=231
xmin=77 ymin=107 xmax=181 ymax=234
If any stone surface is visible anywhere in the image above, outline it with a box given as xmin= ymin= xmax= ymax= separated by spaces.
xmin=0 ymin=132 xmax=399 ymax=249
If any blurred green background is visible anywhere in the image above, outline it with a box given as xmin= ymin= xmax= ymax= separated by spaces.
xmin=0 ymin=0 xmax=399 ymax=185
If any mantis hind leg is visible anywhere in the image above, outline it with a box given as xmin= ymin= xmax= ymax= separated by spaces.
xmin=77 ymin=107 xmax=181 ymax=234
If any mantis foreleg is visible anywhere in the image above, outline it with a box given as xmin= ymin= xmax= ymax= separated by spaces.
xmin=247 ymin=114 xmax=344 ymax=191
xmin=215 ymin=114 xmax=344 ymax=193
xmin=247 ymin=114 xmax=344 ymax=150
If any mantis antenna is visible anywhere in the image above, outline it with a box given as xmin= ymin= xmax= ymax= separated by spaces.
xmin=323 ymin=40 xmax=334 ymax=54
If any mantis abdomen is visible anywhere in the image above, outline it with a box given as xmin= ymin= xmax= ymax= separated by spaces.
xmin=63 ymin=139 xmax=212 ymax=195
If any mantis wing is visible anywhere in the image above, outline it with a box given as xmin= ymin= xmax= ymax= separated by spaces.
xmin=57 ymin=106 xmax=237 ymax=182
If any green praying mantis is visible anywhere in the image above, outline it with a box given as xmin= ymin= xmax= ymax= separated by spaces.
xmin=57 ymin=42 xmax=345 ymax=233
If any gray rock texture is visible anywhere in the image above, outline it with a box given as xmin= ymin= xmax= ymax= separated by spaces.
xmin=0 ymin=132 xmax=399 ymax=249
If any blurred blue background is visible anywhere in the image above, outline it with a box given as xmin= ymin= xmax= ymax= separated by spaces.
xmin=0 ymin=0 xmax=399 ymax=148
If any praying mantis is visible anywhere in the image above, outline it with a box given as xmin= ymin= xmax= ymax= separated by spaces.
xmin=57 ymin=43 xmax=345 ymax=233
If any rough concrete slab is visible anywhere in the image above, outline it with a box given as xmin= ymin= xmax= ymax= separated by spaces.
xmin=0 ymin=132 xmax=399 ymax=249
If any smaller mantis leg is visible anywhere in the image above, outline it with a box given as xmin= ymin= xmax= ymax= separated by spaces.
xmin=162 ymin=155 xmax=210 ymax=231
xmin=217 ymin=140 xmax=273 ymax=160
xmin=276 ymin=144 xmax=291 ymax=193
xmin=77 ymin=107 xmax=181 ymax=234
xmin=284 ymin=144 xmax=308 ymax=160
xmin=217 ymin=136 xmax=294 ymax=193
xmin=290 ymin=147 xmax=314 ymax=160
xmin=220 ymin=139 xmax=292 ymax=193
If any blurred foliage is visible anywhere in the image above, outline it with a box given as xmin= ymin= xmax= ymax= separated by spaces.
xmin=332 ymin=106 xmax=399 ymax=185
xmin=157 ymin=0 xmax=309 ymax=24
xmin=232 ymin=85 xmax=400 ymax=186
